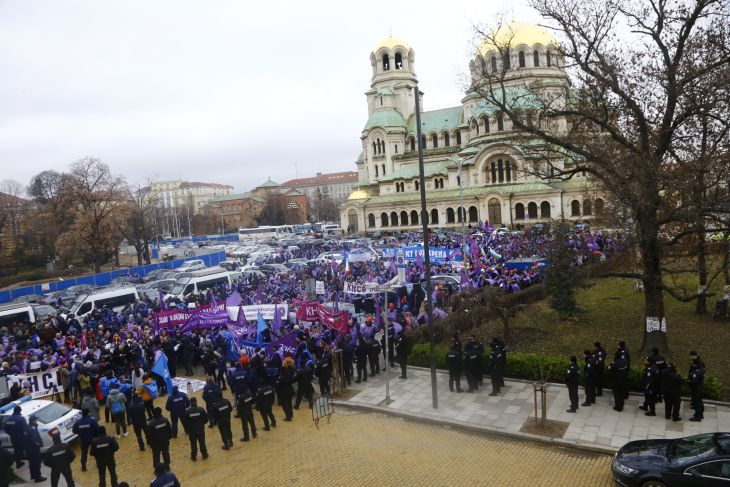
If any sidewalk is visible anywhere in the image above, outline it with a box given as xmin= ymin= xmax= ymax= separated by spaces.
xmin=334 ymin=365 xmax=730 ymax=453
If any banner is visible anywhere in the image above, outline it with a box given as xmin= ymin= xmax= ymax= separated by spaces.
xmin=295 ymin=301 xmax=348 ymax=331
xmin=240 ymin=330 xmax=298 ymax=358
xmin=347 ymin=251 xmax=373 ymax=262
xmin=155 ymin=302 xmax=226 ymax=329
xmin=315 ymin=281 xmax=325 ymax=295
xmin=236 ymin=304 xmax=289 ymax=321
xmin=381 ymin=246 xmax=462 ymax=264
xmin=343 ymin=281 xmax=382 ymax=295
xmin=180 ymin=307 xmax=231 ymax=333
xmin=7 ymin=367 xmax=63 ymax=399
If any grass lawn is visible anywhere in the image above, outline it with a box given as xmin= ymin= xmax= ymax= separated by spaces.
xmin=473 ymin=277 xmax=730 ymax=399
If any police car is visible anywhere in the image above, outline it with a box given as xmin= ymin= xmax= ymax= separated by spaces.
xmin=0 ymin=396 xmax=81 ymax=452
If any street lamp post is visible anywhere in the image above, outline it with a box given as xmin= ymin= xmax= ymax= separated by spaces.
xmin=414 ymin=86 xmax=438 ymax=409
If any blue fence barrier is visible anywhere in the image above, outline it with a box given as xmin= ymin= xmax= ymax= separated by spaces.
xmin=0 ymin=250 xmax=227 ymax=304
xmin=166 ymin=234 xmax=239 ymax=246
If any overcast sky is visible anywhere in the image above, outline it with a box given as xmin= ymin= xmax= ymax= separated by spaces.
xmin=0 ymin=0 xmax=543 ymax=193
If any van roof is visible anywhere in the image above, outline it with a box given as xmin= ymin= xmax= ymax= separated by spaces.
xmin=189 ymin=267 xmax=228 ymax=277
xmin=0 ymin=302 xmax=33 ymax=313
xmin=80 ymin=286 xmax=138 ymax=299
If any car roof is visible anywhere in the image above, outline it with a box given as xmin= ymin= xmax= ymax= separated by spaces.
xmin=1 ymin=399 xmax=62 ymax=416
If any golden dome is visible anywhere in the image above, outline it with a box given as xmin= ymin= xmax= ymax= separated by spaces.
xmin=347 ymin=190 xmax=370 ymax=200
xmin=477 ymin=21 xmax=557 ymax=57
xmin=374 ymin=36 xmax=411 ymax=53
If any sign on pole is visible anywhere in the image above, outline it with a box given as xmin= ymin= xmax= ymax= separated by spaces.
xmin=396 ymin=250 xmax=406 ymax=285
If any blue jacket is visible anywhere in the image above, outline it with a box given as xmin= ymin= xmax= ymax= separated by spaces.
xmin=165 ymin=391 xmax=190 ymax=417
xmin=25 ymin=424 xmax=43 ymax=452
xmin=231 ymin=368 xmax=249 ymax=394
xmin=150 ymin=471 xmax=180 ymax=487
xmin=202 ymin=383 xmax=220 ymax=405
xmin=72 ymin=416 xmax=99 ymax=443
xmin=4 ymin=414 xmax=28 ymax=443
xmin=99 ymin=377 xmax=120 ymax=399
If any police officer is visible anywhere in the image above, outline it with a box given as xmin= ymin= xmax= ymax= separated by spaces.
xmin=688 ymin=352 xmax=705 ymax=422
xmin=342 ymin=333 xmax=355 ymax=385
xmin=231 ymin=361 xmax=250 ymax=397
xmin=146 ymin=407 xmax=172 ymax=470
xmin=294 ymin=360 xmax=314 ymax=409
xmin=316 ymin=347 xmax=332 ymax=395
xmin=489 ymin=338 xmax=505 ymax=396
xmin=639 ymin=356 xmax=659 ymax=416
xmin=608 ymin=353 xmax=629 ymax=412
xmin=592 ymin=342 xmax=607 ymax=397
xmin=184 ymin=398 xmax=209 ymax=461
xmin=446 ymin=335 xmax=463 ymax=393
xmin=256 ymin=382 xmax=277 ymax=431
xmin=493 ymin=337 xmax=507 ymax=387
xmin=581 ymin=350 xmax=597 ymax=406
xmin=25 ymin=416 xmax=46 ymax=482
xmin=354 ymin=336 xmax=368 ymax=383
xmin=4 ymin=405 xmax=27 ymax=469
xmin=661 ymin=363 xmax=683 ymax=421
xmin=235 ymin=389 xmax=257 ymax=442
xmin=212 ymin=394 xmax=234 ymax=449
xmin=202 ymin=378 xmax=220 ymax=428
xmin=565 ymin=355 xmax=580 ymax=413
xmin=368 ymin=337 xmax=381 ymax=376
xmin=276 ymin=357 xmax=296 ymax=421
xmin=90 ymin=426 xmax=119 ymax=487
xmin=464 ymin=335 xmax=482 ymax=393
xmin=164 ymin=386 xmax=189 ymax=438
xmin=128 ymin=396 xmax=148 ymax=452
xmin=395 ymin=331 xmax=410 ymax=379
xmin=382 ymin=323 xmax=396 ymax=368
xmin=42 ymin=433 xmax=75 ymax=487
xmin=615 ymin=340 xmax=631 ymax=399
xmin=150 ymin=463 xmax=180 ymax=487
xmin=72 ymin=408 xmax=99 ymax=471
xmin=649 ymin=347 xmax=667 ymax=402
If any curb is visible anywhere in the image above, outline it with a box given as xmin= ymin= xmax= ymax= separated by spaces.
xmin=332 ymin=398 xmax=618 ymax=455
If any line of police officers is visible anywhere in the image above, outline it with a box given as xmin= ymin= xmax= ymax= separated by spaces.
xmin=564 ymin=341 xmax=706 ymax=422
xmin=445 ymin=334 xmax=506 ymax=396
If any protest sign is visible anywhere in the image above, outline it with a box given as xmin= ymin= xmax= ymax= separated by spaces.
xmin=7 ymin=367 xmax=63 ymax=399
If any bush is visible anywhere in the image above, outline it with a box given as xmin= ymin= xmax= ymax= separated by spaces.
xmin=407 ymin=345 xmax=723 ymax=400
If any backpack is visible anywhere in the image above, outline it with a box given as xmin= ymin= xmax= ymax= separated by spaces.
xmin=143 ymin=381 xmax=159 ymax=399
xmin=111 ymin=400 xmax=124 ymax=415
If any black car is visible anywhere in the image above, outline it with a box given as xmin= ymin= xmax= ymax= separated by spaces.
xmin=612 ymin=433 xmax=730 ymax=487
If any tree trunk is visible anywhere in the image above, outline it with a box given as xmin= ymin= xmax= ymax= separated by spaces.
xmin=696 ymin=230 xmax=707 ymax=314
xmin=724 ymin=238 xmax=730 ymax=285
xmin=134 ymin=240 xmax=144 ymax=267
xmin=638 ymin=211 xmax=670 ymax=358
xmin=143 ymin=242 xmax=151 ymax=265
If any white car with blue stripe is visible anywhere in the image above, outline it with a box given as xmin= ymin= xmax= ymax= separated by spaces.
xmin=0 ymin=396 xmax=81 ymax=452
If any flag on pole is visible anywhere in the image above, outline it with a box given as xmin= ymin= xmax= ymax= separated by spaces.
xmin=256 ymin=312 xmax=268 ymax=344
xmin=237 ymin=303 xmax=248 ymax=327
xmin=158 ymin=289 xmax=168 ymax=310
xmin=151 ymin=352 xmax=174 ymax=395
xmin=272 ymin=305 xmax=282 ymax=336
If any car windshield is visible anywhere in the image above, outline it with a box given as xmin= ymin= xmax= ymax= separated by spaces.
xmin=33 ymin=402 xmax=71 ymax=424
xmin=168 ymin=277 xmax=191 ymax=296
xmin=70 ymin=293 xmax=90 ymax=314
xmin=669 ymin=434 xmax=719 ymax=464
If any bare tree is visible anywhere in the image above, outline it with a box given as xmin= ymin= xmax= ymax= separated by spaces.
xmin=27 ymin=170 xmax=73 ymax=260
xmin=115 ymin=185 xmax=162 ymax=266
xmin=471 ymin=0 xmax=730 ymax=354
xmin=0 ymin=180 xmax=28 ymax=270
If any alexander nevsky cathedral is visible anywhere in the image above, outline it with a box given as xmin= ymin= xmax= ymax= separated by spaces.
xmin=340 ymin=21 xmax=604 ymax=234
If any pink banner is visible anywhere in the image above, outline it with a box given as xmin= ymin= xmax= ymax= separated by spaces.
xmin=295 ymin=301 xmax=349 ymax=332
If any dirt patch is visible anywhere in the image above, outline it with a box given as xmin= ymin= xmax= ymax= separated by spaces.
xmin=332 ymin=387 xmax=360 ymax=401
xmin=520 ymin=417 xmax=569 ymax=438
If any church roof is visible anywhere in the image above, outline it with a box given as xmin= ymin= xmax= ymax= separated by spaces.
xmin=406 ymin=106 xmax=464 ymax=135
xmin=472 ymin=87 xmax=544 ymax=117
xmin=374 ymin=36 xmax=411 ymax=52
xmin=477 ymin=21 xmax=558 ymax=57
xmin=256 ymin=178 xmax=280 ymax=188
xmin=209 ymin=192 xmax=267 ymax=204
xmin=363 ymin=108 xmax=407 ymax=131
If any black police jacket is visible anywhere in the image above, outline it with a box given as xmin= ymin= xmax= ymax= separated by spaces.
xmin=90 ymin=435 xmax=119 ymax=460
xmin=185 ymin=407 xmax=208 ymax=433
xmin=147 ymin=416 xmax=172 ymax=446
xmin=43 ymin=442 xmax=75 ymax=469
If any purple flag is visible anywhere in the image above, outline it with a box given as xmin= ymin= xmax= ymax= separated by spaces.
xmin=237 ymin=304 xmax=249 ymax=327
xmin=159 ymin=289 xmax=168 ymax=310
xmin=226 ymin=291 xmax=242 ymax=307
xmin=415 ymin=252 xmax=424 ymax=273
xmin=272 ymin=305 xmax=282 ymax=336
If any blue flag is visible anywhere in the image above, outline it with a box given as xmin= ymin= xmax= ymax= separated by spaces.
xmin=225 ymin=333 xmax=239 ymax=362
xmin=151 ymin=352 xmax=174 ymax=395
xmin=256 ymin=312 xmax=268 ymax=344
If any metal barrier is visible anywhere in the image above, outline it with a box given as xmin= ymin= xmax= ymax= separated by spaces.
xmin=0 ymin=250 xmax=227 ymax=304
xmin=312 ymin=395 xmax=334 ymax=429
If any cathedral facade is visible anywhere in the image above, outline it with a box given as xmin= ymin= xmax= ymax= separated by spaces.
xmin=340 ymin=21 xmax=603 ymax=234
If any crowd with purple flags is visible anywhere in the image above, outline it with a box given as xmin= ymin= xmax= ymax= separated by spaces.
xmin=0 ymin=223 xmax=624 ymax=484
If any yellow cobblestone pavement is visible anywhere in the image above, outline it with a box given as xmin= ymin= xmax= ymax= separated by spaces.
xmin=69 ymin=400 xmax=613 ymax=487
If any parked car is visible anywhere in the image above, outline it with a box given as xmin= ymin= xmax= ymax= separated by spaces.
xmin=611 ymin=432 xmax=730 ymax=487
xmin=573 ymin=223 xmax=591 ymax=234
xmin=0 ymin=396 xmax=81 ymax=452
xmin=531 ymin=223 xmax=549 ymax=235
xmin=424 ymin=275 xmax=461 ymax=294
xmin=142 ymin=269 xmax=176 ymax=283
xmin=12 ymin=294 xmax=42 ymax=304
xmin=176 ymin=259 xmax=206 ymax=272
xmin=110 ymin=275 xmax=143 ymax=285
xmin=31 ymin=304 xmax=58 ymax=321
xmin=65 ymin=284 xmax=94 ymax=295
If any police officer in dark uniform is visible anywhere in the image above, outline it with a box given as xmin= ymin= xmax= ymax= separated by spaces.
xmin=395 ymin=331 xmax=410 ymax=379
xmin=382 ymin=323 xmax=396 ymax=368
xmin=446 ymin=335 xmax=463 ymax=393
xmin=235 ymin=389 xmax=257 ymax=442
xmin=146 ymin=407 xmax=172 ymax=471
xmin=164 ymin=386 xmax=189 ymax=438
xmin=615 ymin=340 xmax=631 ymax=399
xmin=294 ymin=360 xmax=314 ymax=409
xmin=688 ymin=352 xmax=705 ymax=422
xmin=150 ymin=463 xmax=180 ymax=487
xmin=464 ymin=335 xmax=482 ymax=393
xmin=72 ymin=408 xmax=99 ymax=470
xmin=4 ymin=406 xmax=27 ymax=469
xmin=368 ymin=337 xmax=381 ymax=376
xmin=581 ymin=350 xmax=597 ymax=406
xmin=639 ymin=356 xmax=659 ymax=416
xmin=649 ymin=347 xmax=667 ymax=402
xmin=276 ymin=358 xmax=296 ymax=421
xmin=184 ymin=398 xmax=209 ymax=460
xmin=202 ymin=378 xmax=220 ymax=428
xmin=231 ymin=362 xmax=249 ymax=397
xmin=256 ymin=382 xmax=277 ymax=431
xmin=42 ymin=433 xmax=75 ymax=487
xmin=489 ymin=338 xmax=505 ymax=396
xmin=316 ymin=348 xmax=332 ymax=395
xmin=354 ymin=336 xmax=368 ymax=383
xmin=565 ymin=355 xmax=580 ymax=413
xmin=342 ymin=333 xmax=355 ymax=385
xmin=128 ymin=396 xmax=148 ymax=452
xmin=25 ymin=416 xmax=46 ymax=482
xmin=212 ymin=394 xmax=233 ymax=449
xmin=90 ymin=426 xmax=119 ymax=487
xmin=592 ymin=342 xmax=607 ymax=397
xmin=608 ymin=353 xmax=629 ymax=412
xmin=661 ymin=363 xmax=683 ymax=421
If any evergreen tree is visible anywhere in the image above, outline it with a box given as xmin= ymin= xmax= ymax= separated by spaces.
xmin=545 ymin=222 xmax=578 ymax=316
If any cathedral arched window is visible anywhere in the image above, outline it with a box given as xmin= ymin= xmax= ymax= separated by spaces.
xmin=375 ymin=165 xmax=379 ymax=177
xmin=382 ymin=54 xmax=390 ymax=71
xmin=372 ymin=142 xmax=376 ymax=155
xmin=409 ymin=137 xmax=415 ymax=151
xmin=411 ymin=210 xmax=419 ymax=225
xmin=498 ymin=159 xmax=504 ymax=183
xmin=381 ymin=212 xmax=389 ymax=227
xmin=430 ymin=208 xmax=439 ymax=224
xmin=490 ymin=162 xmax=497 ymax=184
xmin=482 ymin=116 xmax=489 ymax=133
xmin=546 ymin=50 xmax=552 ymax=67
xmin=497 ymin=113 xmax=504 ymax=131
xmin=431 ymin=134 xmax=438 ymax=148
xmin=503 ymin=49 xmax=511 ymax=69
xmin=528 ymin=202 xmax=538 ymax=219
xmin=571 ymin=200 xmax=580 ymax=216
xmin=421 ymin=135 xmax=426 ymax=149
xmin=533 ymin=50 xmax=540 ymax=67
xmin=506 ymin=160 xmax=512 ymax=182
xmin=395 ymin=52 xmax=403 ymax=69
xmin=518 ymin=51 xmax=525 ymax=68
xmin=595 ymin=198 xmax=605 ymax=214
xmin=540 ymin=201 xmax=551 ymax=218
xmin=491 ymin=56 xmax=497 ymax=72
xmin=515 ymin=203 xmax=525 ymax=220
xmin=583 ymin=199 xmax=592 ymax=215
xmin=444 ymin=132 xmax=450 ymax=147
xmin=382 ymin=164 xmax=386 ymax=176
xmin=414 ymin=180 xmax=419 ymax=191
xmin=368 ymin=214 xmax=376 ymax=227
xmin=456 ymin=131 xmax=462 ymax=145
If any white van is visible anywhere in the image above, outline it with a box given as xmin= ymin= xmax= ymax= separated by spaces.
xmin=66 ymin=286 xmax=140 ymax=320
xmin=323 ymin=224 xmax=343 ymax=235
xmin=176 ymin=259 xmax=206 ymax=272
xmin=165 ymin=268 xmax=231 ymax=300
xmin=0 ymin=303 xmax=36 ymax=327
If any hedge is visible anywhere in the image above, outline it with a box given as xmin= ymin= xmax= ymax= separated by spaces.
xmin=407 ymin=344 xmax=724 ymax=400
